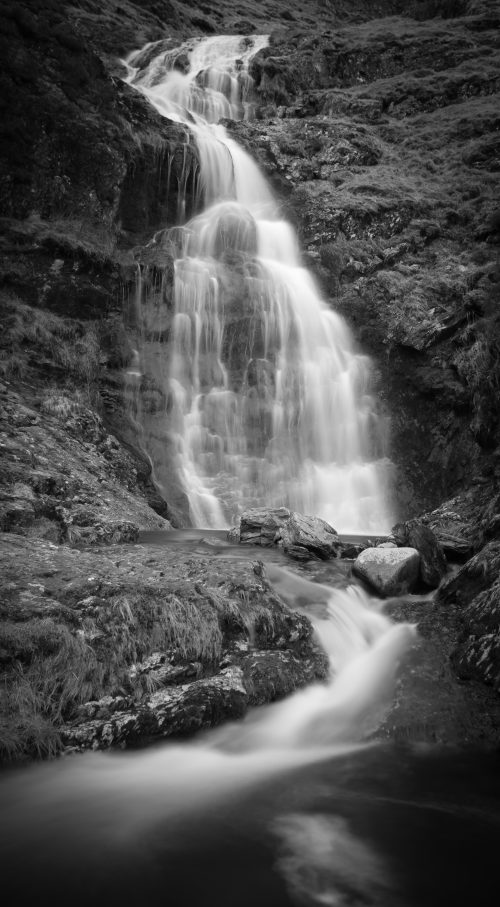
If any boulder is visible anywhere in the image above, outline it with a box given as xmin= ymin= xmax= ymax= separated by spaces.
xmin=392 ymin=520 xmax=447 ymax=588
xmin=424 ymin=500 xmax=480 ymax=560
xmin=236 ymin=508 xmax=341 ymax=560
xmin=353 ymin=547 xmax=420 ymax=597
xmin=238 ymin=507 xmax=291 ymax=546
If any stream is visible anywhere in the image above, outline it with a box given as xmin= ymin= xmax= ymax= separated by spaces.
xmin=1 ymin=32 xmax=498 ymax=907
xmin=1 ymin=532 xmax=499 ymax=905
xmin=0 ymin=702 xmax=499 ymax=905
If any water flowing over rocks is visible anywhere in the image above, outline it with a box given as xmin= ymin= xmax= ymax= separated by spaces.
xmin=353 ymin=547 xmax=421 ymax=596
xmin=123 ymin=32 xmax=392 ymax=531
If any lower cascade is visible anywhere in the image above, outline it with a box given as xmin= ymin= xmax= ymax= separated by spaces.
xmin=0 ymin=574 xmax=416 ymax=854
xmin=124 ymin=35 xmax=393 ymax=532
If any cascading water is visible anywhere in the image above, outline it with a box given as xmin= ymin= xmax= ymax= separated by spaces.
xmin=0 ymin=567 xmax=427 ymax=905
xmin=123 ymin=35 xmax=393 ymax=531
xmin=1 ymin=36 xmax=495 ymax=907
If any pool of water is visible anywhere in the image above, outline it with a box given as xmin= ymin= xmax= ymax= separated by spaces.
xmin=1 ymin=742 xmax=499 ymax=906
xmin=135 ymin=527 xmax=377 ymax=587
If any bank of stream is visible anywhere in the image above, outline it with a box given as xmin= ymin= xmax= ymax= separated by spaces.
xmin=1 ymin=528 xmax=500 ymax=905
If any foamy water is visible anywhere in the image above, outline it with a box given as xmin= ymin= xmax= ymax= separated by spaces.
xmin=123 ymin=35 xmax=393 ymax=531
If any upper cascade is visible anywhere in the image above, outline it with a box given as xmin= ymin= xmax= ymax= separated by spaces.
xmin=124 ymin=36 xmax=393 ymax=532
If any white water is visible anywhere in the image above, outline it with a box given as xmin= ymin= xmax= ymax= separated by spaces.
xmin=0 ymin=576 xmax=415 ymax=846
xmin=123 ymin=35 xmax=393 ymax=532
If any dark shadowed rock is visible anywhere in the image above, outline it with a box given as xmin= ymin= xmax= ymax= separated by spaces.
xmin=353 ymin=547 xmax=420 ymax=597
xmin=438 ymin=540 xmax=500 ymax=692
xmin=451 ymin=579 xmax=500 ymax=692
xmin=392 ymin=520 xmax=447 ymax=588
xmin=438 ymin=541 xmax=500 ymax=607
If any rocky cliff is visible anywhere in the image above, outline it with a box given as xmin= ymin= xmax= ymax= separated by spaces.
xmin=1 ymin=0 xmax=500 ymax=760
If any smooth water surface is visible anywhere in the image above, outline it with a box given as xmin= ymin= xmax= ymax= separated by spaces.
xmin=1 ymin=743 xmax=499 ymax=906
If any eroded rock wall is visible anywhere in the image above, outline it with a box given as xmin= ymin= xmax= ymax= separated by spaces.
xmin=4 ymin=0 xmax=498 ymax=524
xmin=228 ymin=5 xmax=500 ymax=515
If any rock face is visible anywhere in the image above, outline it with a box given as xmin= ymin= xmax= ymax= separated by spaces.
xmin=426 ymin=485 xmax=500 ymax=692
xmin=0 ymin=383 xmax=170 ymax=543
xmin=228 ymin=5 xmax=500 ymax=518
xmin=439 ymin=541 xmax=500 ymax=692
xmin=353 ymin=546 xmax=420 ymax=596
xmin=236 ymin=508 xmax=342 ymax=560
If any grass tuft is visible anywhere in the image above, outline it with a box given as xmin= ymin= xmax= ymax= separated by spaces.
xmin=0 ymin=292 xmax=100 ymax=389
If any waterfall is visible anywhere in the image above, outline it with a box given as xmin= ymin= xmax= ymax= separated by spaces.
xmin=124 ymin=35 xmax=393 ymax=531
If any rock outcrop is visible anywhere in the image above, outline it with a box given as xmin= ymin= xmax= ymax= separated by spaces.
xmin=439 ymin=541 xmax=500 ymax=691
xmin=392 ymin=520 xmax=447 ymax=588
xmin=0 ymin=534 xmax=328 ymax=760
xmin=228 ymin=4 xmax=500 ymax=518
xmin=234 ymin=508 xmax=342 ymax=560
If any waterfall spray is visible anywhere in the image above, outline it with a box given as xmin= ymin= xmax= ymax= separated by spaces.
xmin=124 ymin=35 xmax=392 ymax=531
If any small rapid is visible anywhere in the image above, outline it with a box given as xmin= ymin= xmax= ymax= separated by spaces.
xmin=0 ymin=574 xmax=415 ymax=836
xmin=2 ymin=549 xmax=497 ymax=907
xmin=123 ymin=35 xmax=393 ymax=531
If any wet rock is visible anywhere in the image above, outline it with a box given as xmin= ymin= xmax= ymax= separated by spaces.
xmin=62 ymin=668 xmax=249 ymax=750
xmin=62 ymin=635 xmax=329 ymax=750
xmin=451 ymin=576 xmax=500 ymax=691
xmin=353 ymin=547 xmax=420 ymax=597
xmin=392 ymin=520 xmax=447 ymax=588
xmin=437 ymin=540 xmax=500 ymax=692
xmin=280 ymin=512 xmax=341 ymax=560
xmin=236 ymin=508 xmax=341 ymax=560
xmin=438 ymin=540 xmax=500 ymax=607
xmin=237 ymin=507 xmax=291 ymax=545
xmin=408 ymin=489 xmax=488 ymax=561
xmin=239 ymin=647 xmax=328 ymax=706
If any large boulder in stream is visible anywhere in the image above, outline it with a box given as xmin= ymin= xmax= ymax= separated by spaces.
xmin=234 ymin=507 xmax=341 ymax=560
xmin=353 ymin=547 xmax=420 ymax=597
xmin=392 ymin=520 xmax=447 ymax=589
